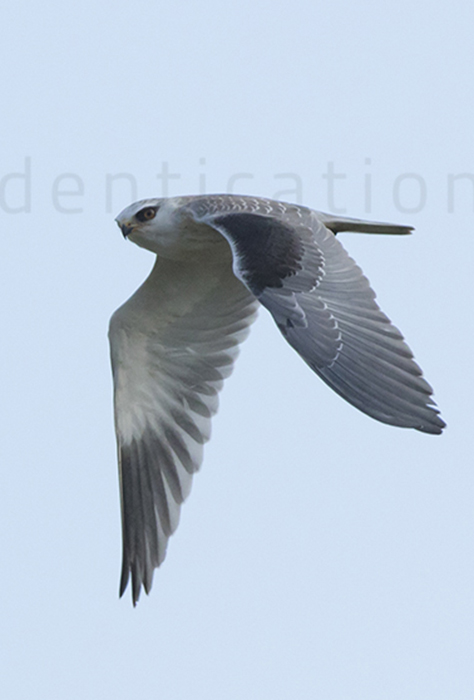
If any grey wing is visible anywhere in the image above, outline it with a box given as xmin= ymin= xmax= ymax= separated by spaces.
xmin=186 ymin=197 xmax=445 ymax=434
xmin=109 ymin=257 xmax=258 ymax=604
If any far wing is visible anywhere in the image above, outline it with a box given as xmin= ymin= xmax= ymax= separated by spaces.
xmin=186 ymin=199 xmax=445 ymax=435
xmin=109 ymin=256 xmax=257 ymax=604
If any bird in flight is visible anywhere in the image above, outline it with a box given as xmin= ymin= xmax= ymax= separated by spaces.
xmin=110 ymin=194 xmax=445 ymax=604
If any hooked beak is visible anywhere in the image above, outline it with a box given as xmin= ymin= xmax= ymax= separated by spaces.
xmin=117 ymin=221 xmax=135 ymax=238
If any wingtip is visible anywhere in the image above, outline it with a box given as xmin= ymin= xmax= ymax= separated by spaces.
xmin=119 ymin=562 xmax=153 ymax=606
xmin=416 ymin=415 xmax=446 ymax=435
xmin=119 ymin=563 xmax=142 ymax=606
xmin=119 ymin=564 xmax=129 ymax=597
xmin=119 ymin=576 xmax=141 ymax=607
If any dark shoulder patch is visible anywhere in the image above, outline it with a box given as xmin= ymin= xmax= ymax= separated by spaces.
xmin=213 ymin=213 xmax=304 ymax=295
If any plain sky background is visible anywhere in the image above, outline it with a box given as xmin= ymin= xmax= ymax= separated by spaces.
xmin=1 ymin=1 xmax=473 ymax=698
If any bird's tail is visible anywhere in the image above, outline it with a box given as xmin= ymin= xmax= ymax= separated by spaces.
xmin=320 ymin=213 xmax=413 ymax=236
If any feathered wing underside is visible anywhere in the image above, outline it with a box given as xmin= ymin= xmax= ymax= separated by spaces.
xmin=109 ymin=256 xmax=258 ymax=604
xmin=185 ymin=196 xmax=445 ymax=435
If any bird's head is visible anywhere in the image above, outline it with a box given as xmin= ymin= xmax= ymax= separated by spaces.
xmin=115 ymin=198 xmax=185 ymax=254
xmin=115 ymin=196 xmax=228 ymax=259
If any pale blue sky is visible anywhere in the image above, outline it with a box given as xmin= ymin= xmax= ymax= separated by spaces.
xmin=1 ymin=1 xmax=473 ymax=699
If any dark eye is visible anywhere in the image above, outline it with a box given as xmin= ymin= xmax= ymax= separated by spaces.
xmin=136 ymin=206 xmax=158 ymax=222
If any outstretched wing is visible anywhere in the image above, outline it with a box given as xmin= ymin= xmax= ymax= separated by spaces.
xmin=185 ymin=196 xmax=445 ymax=435
xmin=109 ymin=255 xmax=257 ymax=604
